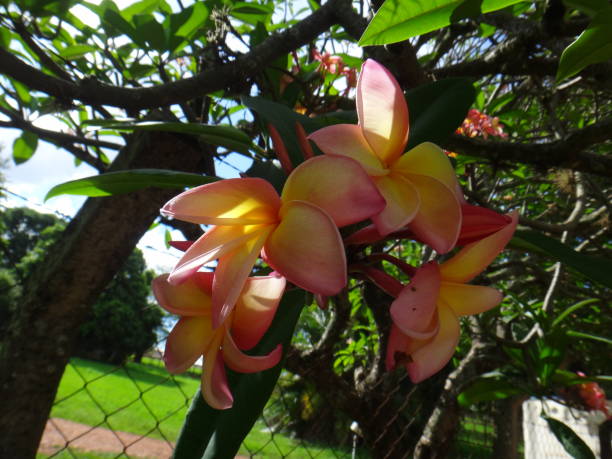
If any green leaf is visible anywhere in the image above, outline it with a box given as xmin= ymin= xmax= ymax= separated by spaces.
xmin=230 ymin=2 xmax=274 ymax=25
xmin=511 ymin=230 xmax=612 ymax=289
xmin=566 ymin=330 xmax=612 ymax=346
xmin=175 ymin=3 xmax=208 ymax=37
xmin=121 ymin=0 xmax=161 ymax=21
xmin=0 ymin=27 xmax=12 ymax=48
xmin=132 ymin=14 xmax=167 ymax=51
xmin=458 ymin=374 xmax=525 ymax=406
xmin=12 ymin=79 xmax=32 ymax=104
xmin=13 ymin=132 xmax=38 ymax=164
xmin=359 ymin=0 xmax=526 ymax=46
xmin=557 ymin=6 xmax=612 ymax=81
xmin=58 ymin=44 xmax=97 ymax=60
xmin=542 ymin=415 xmax=596 ymax=459
xmin=406 ymin=78 xmax=476 ymax=149
xmin=101 ymin=4 xmax=137 ymax=38
xmin=564 ymin=0 xmax=609 ymax=17
xmin=86 ymin=120 xmax=254 ymax=153
xmin=551 ymin=298 xmax=600 ymax=329
xmin=173 ymin=289 xmax=306 ymax=459
xmin=44 ymin=169 xmax=218 ymax=201
xmin=242 ymin=96 xmax=318 ymax=167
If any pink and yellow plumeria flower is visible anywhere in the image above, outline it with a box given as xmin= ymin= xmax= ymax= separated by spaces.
xmin=162 ymin=155 xmax=384 ymax=327
xmin=309 ymin=59 xmax=463 ymax=253
xmin=152 ymin=272 xmax=286 ymax=410
xmin=387 ymin=212 xmax=518 ymax=382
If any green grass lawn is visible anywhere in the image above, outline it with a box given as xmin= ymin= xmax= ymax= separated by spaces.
xmin=49 ymin=357 xmax=358 ymax=458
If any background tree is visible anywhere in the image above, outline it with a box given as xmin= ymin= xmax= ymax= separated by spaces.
xmin=0 ymin=207 xmax=163 ymax=365
xmin=0 ymin=0 xmax=610 ymax=457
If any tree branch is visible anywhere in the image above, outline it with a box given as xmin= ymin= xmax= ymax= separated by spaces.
xmin=443 ymin=118 xmax=612 ymax=177
xmin=0 ymin=0 xmax=347 ymax=111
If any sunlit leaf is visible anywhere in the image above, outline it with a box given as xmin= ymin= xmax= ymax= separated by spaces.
xmin=58 ymin=44 xmax=97 ymax=60
xmin=44 ymin=169 xmax=218 ymax=201
xmin=557 ymin=6 xmax=612 ymax=81
xmin=359 ymin=0 xmax=526 ymax=46
xmin=12 ymin=131 xmax=38 ymax=165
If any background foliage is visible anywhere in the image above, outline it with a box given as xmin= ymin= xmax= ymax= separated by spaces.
xmin=0 ymin=0 xmax=610 ymax=457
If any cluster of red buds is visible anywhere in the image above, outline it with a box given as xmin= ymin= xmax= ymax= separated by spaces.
xmin=456 ymin=109 xmax=507 ymax=139
xmin=312 ymin=50 xmax=357 ymax=93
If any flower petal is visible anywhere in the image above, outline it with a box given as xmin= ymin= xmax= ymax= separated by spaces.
xmin=211 ymin=227 xmax=273 ymax=328
xmin=307 ymin=124 xmax=387 ymax=176
xmin=232 ymin=276 xmax=286 ymax=350
xmin=161 ymin=178 xmax=280 ymax=225
xmin=281 ymin=155 xmax=385 ymax=228
xmin=264 ymin=201 xmax=347 ymax=296
xmin=385 ymin=324 xmax=410 ymax=371
xmin=440 ymin=211 xmax=518 ymax=283
xmin=390 ymin=262 xmax=440 ymax=339
xmin=168 ymin=224 xmax=264 ymax=285
xmin=392 ymin=142 xmax=463 ymax=201
xmin=152 ymin=273 xmax=213 ymax=316
xmin=357 ymin=59 xmax=409 ymax=165
xmin=405 ymin=174 xmax=461 ymax=254
xmin=440 ymin=282 xmax=502 ymax=316
xmin=371 ymin=174 xmax=420 ymax=236
xmin=407 ymin=302 xmax=460 ymax=383
xmin=164 ymin=316 xmax=214 ymax=374
xmin=222 ymin=329 xmax=282 ymax=373
xmin=202 ymin=334 xmax=234 ymax=410
xmin=457 ymin=204 xmax=513 ymax=245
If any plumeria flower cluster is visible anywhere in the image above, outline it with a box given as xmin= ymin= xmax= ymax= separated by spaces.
xmin=153 ymin=59 xmax=517 ymax=409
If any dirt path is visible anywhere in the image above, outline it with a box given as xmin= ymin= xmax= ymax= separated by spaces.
xmin=40 ymin=418 xmax=174 ymax=458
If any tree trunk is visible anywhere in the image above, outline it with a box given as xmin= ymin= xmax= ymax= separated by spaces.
xmin=413 ymin=340 xmax=492 ymax=459
xmin=0 ymin=129 xmax=209 ymax=458
xmin=492 ymin=396 xmax=526 ymax=459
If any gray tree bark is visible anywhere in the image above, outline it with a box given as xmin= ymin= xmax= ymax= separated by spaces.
xmin=0 ymin=129 xmax=210 ymax=458
xmin=413 ymin=339 xmax=493 ymax=459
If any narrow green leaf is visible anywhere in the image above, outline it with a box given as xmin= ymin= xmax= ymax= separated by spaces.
xmin=551 ymin=299 xmax=599 ymax=329
xmin=458 ymin=375 xmax=525 ymax=406
xmin=406 ymin=78 xmax=476 ymax=148
xmin=566 ymin=330 xmax=612 ymax=346
xmin=12 ymin=131 xmax=38 ymax=165
xmin=44 ymin=169 xmax=218 ymax=201
xmin=359 ymin=0 xmax=526 ymax=46
xmin=557 ymin=6 xmax=612 ymax=81
xmin=511 ymin=230 xmax=612 ymax=289
xmin=86 ymin=120 xmax=252 ymax=145
xmin=173 ymin=289 xmax=306 ymax=459
xmin=58 ymin=44 xmax=97 ymax=60
xmin=542 ymin=416 xmax=596 ymax=459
